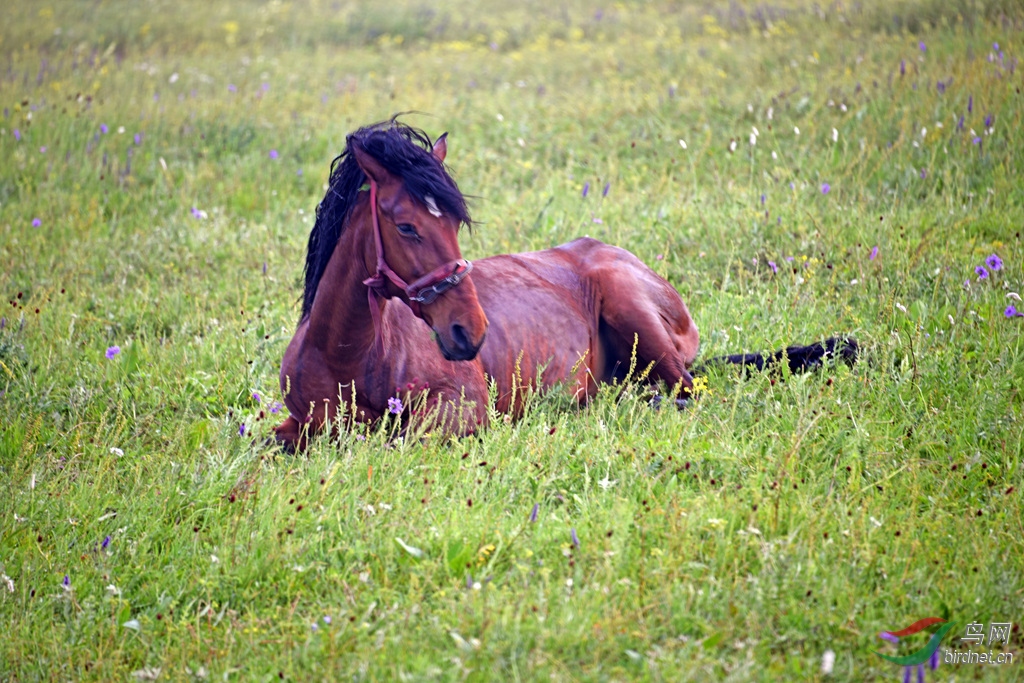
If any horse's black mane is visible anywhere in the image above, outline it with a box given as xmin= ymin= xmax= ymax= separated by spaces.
xmin=300 ymin=119 xmax=472 ymax=320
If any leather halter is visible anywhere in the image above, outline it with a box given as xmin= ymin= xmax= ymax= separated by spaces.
xmin=361 ymin=179 xmax=473 ymax=350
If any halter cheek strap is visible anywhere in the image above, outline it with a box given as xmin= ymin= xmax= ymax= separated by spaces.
xmin=361 ymin=179 xmax=473 ymax=352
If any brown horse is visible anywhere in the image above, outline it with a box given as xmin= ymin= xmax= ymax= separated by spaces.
xmin=275 ymin=121 xmax=853 ymax=448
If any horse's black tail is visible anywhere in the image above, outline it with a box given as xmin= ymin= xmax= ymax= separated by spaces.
xmin=697 ymin=336 xmax=858 ymax=376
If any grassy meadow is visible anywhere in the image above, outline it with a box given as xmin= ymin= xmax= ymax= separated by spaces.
xmin=2 ymin=0 xmax=1023 ymax=680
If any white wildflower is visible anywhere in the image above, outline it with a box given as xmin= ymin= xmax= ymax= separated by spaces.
xmin=822 ymin=649 xmax=836 ymax=674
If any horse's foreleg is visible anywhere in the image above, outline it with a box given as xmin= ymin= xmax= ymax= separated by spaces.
xmin=405 ymin=388 xmax=487 ymax=438
xmin=272 ymin=415 xmax=307 ymax=453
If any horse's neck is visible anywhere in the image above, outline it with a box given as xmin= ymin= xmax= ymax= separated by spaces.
xmin=305 ymin=203 xmax=383 ymax=360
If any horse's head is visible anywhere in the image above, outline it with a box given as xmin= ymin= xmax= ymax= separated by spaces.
xmin=351 ymin=133 xmax=488 ymax=361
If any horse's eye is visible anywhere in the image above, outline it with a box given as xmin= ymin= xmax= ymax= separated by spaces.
xmin=396 ymin=223 xmax=419 ymax=238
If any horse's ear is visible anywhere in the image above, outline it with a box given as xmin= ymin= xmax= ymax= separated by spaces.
xmin=432 ymin=133 xmax=448 ymax=163
xmin=351 ymin=142 xmax=393 ymax=187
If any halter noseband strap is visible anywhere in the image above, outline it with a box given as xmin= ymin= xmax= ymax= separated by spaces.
xmin=361 ymin=179 xmax=473 ymax=350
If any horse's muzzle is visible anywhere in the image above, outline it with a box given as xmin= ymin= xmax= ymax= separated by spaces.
xmin=438 ymin=323 xmax=485 ymax=361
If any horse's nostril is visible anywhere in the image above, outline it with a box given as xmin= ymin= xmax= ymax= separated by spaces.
xmin=451 ymin=323 xmax=471 ymax=352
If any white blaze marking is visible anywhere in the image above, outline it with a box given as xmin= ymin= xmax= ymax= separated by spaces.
xmin=424 ymin=194 xmax=442 ymax=218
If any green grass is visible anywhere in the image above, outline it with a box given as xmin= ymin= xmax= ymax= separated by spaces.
xmin=2 ymin=1 xmax=1023 ymax=680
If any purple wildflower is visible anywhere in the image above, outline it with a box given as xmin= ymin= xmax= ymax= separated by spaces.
xmin=13 ymin=128 xmax=20 ymax=141
xmin=957 ymin=115 xmax=964 ymax=131
xmin=902 ymin=665 xmax=911 ymax=683
xmin=466 ymin=574 xmax=474 ymax=589
xmin=105 ymin=346 xmax=121 ymax=359
xmin=1005 ymin=305 xmax=1019 ymax=318
xmin=900 ymin=59 xmax=906 ymax=75
xmin=262 ymin=261 xmax=267 ymax=275
xmin=296 ymin=169 xmax=303 ymax=177
xmin=984 ymin=113 xmax=993 ymax=127
xmin=252 ymin=392 xmax=261 ymax=402
xmin=134 ymin=133 xmax=142 ymax=145
xmin=311 ymin=622 xmax=318 ymax=631
xmin=986 ymin=253 xmax=1003 ymax=271
xmin=31 ymin=218 xmax=41 ymax=228
xmin=768 ymin=261 xmax=777 ymax=274
xmin=191 ymin=207 xmax=203 ymax=219
xmin=529 ymin=503 xmax=539 ymax=523
xmin=929 ymin=647 xmax=939 ymax=670
xmin=879 ymin=631 xmax=900 ymax=644
xmin=39 ymin=146 xmax=46 ymax=153
xmin=102 ymin=535 xmax=111 ymax=549
xmin=261 ymin=82 xmax=270 ymax=92
xmin=100 ymin=124 xmax=108 ymax=134
xmin=270 ymin=401 xmax=282 ymax=414
xmin=870 ymin=245 xmax=878 ymax=260
xmin=239 ymin=424 xmax=246 ymax=436
xmin=582 ymin=182 xmax=590 ymax=198
xmin=975 ymin=265 xmax=989 ymax=280
xmin=919 ymin=41 xmax=926 ymax=52
xmin=323 ymin=616 xmax=332 ymax=625
xmin=936 ymin=81 xmax=945 ymax=94
xmin=994 ymin=42 xmax=999 ymax=51
xmin=920 ymin=168 xmax=927 ymax=179
xmin=760 ymin=193 xmax=766 ymax=205
xmin=228 ymin=84 xmax=237 ymax=93
xmin=602 ymin=182 xmax=610 ymax=197
xmin=968 ymin=95 xmax=973 ymax=113
xmin=62 ymin=574 xmax=70 ymax=588
xmin=269 ymin=149 xmax=279 ymax=160
xmin=570 ymin=528 xmax=580 ymax=547
xmin=973 ymin=137 xmax=982 ymax=145
xmin=821 ymin=182 xmax=831 ymax=194
xmin=388 ymin=396 xmax=403 ymax=414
